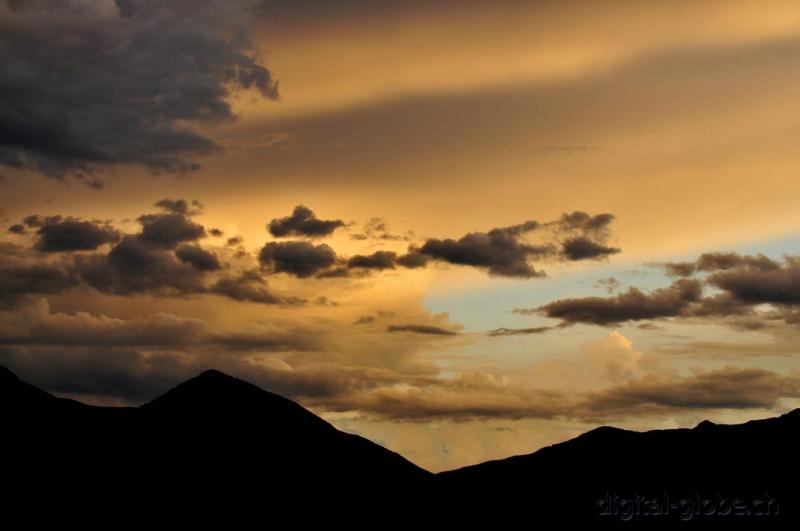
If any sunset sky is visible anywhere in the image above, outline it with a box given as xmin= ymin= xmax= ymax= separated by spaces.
xmin=4 ymin=0 xmax=800 ymax=472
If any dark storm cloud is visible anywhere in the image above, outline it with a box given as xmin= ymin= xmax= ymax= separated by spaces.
xmin=419 ymin=222 xmax=549 ymax=278
xmin=350 ymin=218 xmax=412 ymax=242
xmin=347 ymin=251 xmax=397 ymax=270
xmin=226 ymin=236 xmax=244 ymax=246
xmin=708 ymin=257 xmax=800 ymax=305
xmin=0 ymin=343 xmax=414 ymax=404
xmin=320 ymin=248 xmax=428 ymax=276
xmin=0 ymin=345 xmax=189 ymax=402
xmin=417 ymin=212 xmax=619 ymax=278
xmin=553 ymin=211 xmax=615 ymax=234
xmin=209 ymin=270 xmax=286 ymax=304
xmin=0 ymin=306 xmax=206 ymax=347
xmin=662 ymin=261 xmax=697 ymax=277
xmin=386 ymin=324 xmax=458 ymax=336
xmin=659 ymin=252 xmax=780 ymax=277
xmin=76 ymin=235 xmax=207 ymax=296
xmin=175 ymin=244 xmax=221 ymax=271
xmin=395 ymin=249 xmax=429 ymax=269
xmin=0 ymin=263 xmax=78 ymax=308
xmin=21 ymin=215 xmax=43 ymax=228
xmin=25 ymin=216 xmax=121 ymax=252
xmin=0 ymin=0 xmax=277 ymax=179
xmin=560 ymin=237 xmax=620 ymax=261
xmin=7 ymin=224 xmax=25 ymax=234
xmin=259 ymin=211 xmax=617 ymax=280
xmin=258 ymin=240 xmax=338 ymax=277
xmin=533 ymin=278 xmax=703 ymax=326
xmin=268 ymin=205 xmax=345 ymax=238
xmin=155 ymin=198 xmax=204 ymax=216
xmin=534 ymin=252 xmax=800 ymax=329
xmin=658 ymin=252 xmax=800 ymax=314
xmin=580 ymin=367 xmax=800 ymax=418
xmin=0 ymin=202 xmax=301 ymax=305
xmin=487 ymin=326 xmax=552 ymax=337
xmin=209 ymin=228 xmax=224 ymax=237
xmin=698 ymin=252 xmax=780 ymax=273
xmin=137 ymin=213 xmax=206 ymax=249
xmin=210 ymin=329 xmax=321 ymax=351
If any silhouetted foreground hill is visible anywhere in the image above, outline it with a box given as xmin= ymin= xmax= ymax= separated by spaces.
xmin=2 ymin=366 xmax=798 ymax=527
xmin=440 ymin=410 xmax=799 ymax=527
xmin=1 ymin=367 xmax=428 ymax=522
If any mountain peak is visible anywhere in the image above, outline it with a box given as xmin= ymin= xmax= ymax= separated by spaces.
xmin=193 ymin=368 xmax=240 ymax=383
xmin=141 ymin=369 xmax=268 ymax=409
xmin=0 ymin=365 xmax=19 ymax=382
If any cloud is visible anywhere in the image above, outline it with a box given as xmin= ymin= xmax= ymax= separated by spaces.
xmin=209 ymin=270 xmax=288 ymax=304
xmin=529 ymin=251 xmax=800 ymax=329
xmin=708 ymin=256 xmax=800 ymax=305
xmin=0 ymin=263 xmax=78 ymax=308
xmin=0 ymin=298 xmax=205 ymax=347
xmin=137 ymin=213 xmax=206 ymax=249
xmin=552 ymin=211 xmax=615 ymax=234
xmin=660 ymin=252 xmax=780 ymax=277
xmin=319 ymin=378 xmax=568 ymax=422
xmin=347 ymin=251 xmax=397 ymax=270
xmin=387 ymin=324 xmax=458 ymax=336
xmin=487 ymin=326 xmax=551 ymax=337
xmin=350 ymin=217 xmax=410 ymax=242
xmin=594 ymin=276 xmax=620 ymax=293
xmin=0 ymin=0 xmax=277 ymax=179
xmin=77 ymin=235 xmax=207 ymax=296
xmin=154 ymin=198 xmax=204 ymax=216
xmin=258 ymin=240 xmax=338 ymax=278
xmin=532 ymin=278 xmax=703 ymax=325
xmin=210 ymin=328 xmax=322 ymax=352
xmin=175 ymin=244 xmax=222 ymax=271
xmin=560 ymin=237 xmax=620 ymax=261
xmin=580 ymin=367 xmax=800 ymax=419
xmin=662 ymin=261 xmax=697 ymax=277
xmin=417 ymin=212 xmax=619 ymax=278
xmin=0 ymin=201 xmax=319 ymax=305
xmin=419 ymin=222 xmax=549 ymax=278
xmin=24 ymin=215 xmax=121 ymax=252
xmin=267 ymin=205 xmax=345 ymax=238
xmin=2 ymin=300 xmax=797 ymax=425
xmin=395 ymin=249 xmax=429 ymax=269
xmin=0 ymin=299 xmax=329 ymax=401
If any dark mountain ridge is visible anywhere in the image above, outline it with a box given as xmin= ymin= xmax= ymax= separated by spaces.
xmin=2 ymin=366 xmax=798 ymax=526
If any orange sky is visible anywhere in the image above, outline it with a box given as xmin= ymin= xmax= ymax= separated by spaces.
xmin=4 ymin=0 xmax=800 ymax=471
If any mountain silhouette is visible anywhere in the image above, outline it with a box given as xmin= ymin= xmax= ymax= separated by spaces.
xmin=2 ymin=367 xmax=428 ymax=524
xmin=439 ymin=409 xmax=800 ymax=527
xmin=2 ymin=366 xmax=797 ymax=527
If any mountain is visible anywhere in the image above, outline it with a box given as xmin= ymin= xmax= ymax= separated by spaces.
xmin=438 ymin=410 xmax=800 ymax=527
xmin=2 ymin=366 xmax=798 ymax=526
xmin=1 ymin=367 xmax=429 ymax=523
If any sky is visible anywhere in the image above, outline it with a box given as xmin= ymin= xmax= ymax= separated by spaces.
xmin=3 ymin=0 xmax=800 ymax=472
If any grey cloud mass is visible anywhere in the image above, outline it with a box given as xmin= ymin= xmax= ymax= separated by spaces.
xmin=25 ymin=216 xmax=121 ymax=252
xmin=175 ymin=244 xmax=222 ymax=271
xmin=387 ymin=324 xmax=458 ymax=336
xmin=0 ymin=0 xmax=277 ymax=179
xmin=268 ymin=205 xmax=345 ymax=238
xmin=418 ymin=212 xmax=619 ymax=278
xmin=258 ymin=240 xmax=338 ymax=278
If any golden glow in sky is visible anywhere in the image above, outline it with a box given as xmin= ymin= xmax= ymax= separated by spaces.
xmin=4 ymin=0 xmax=800 ymax=471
